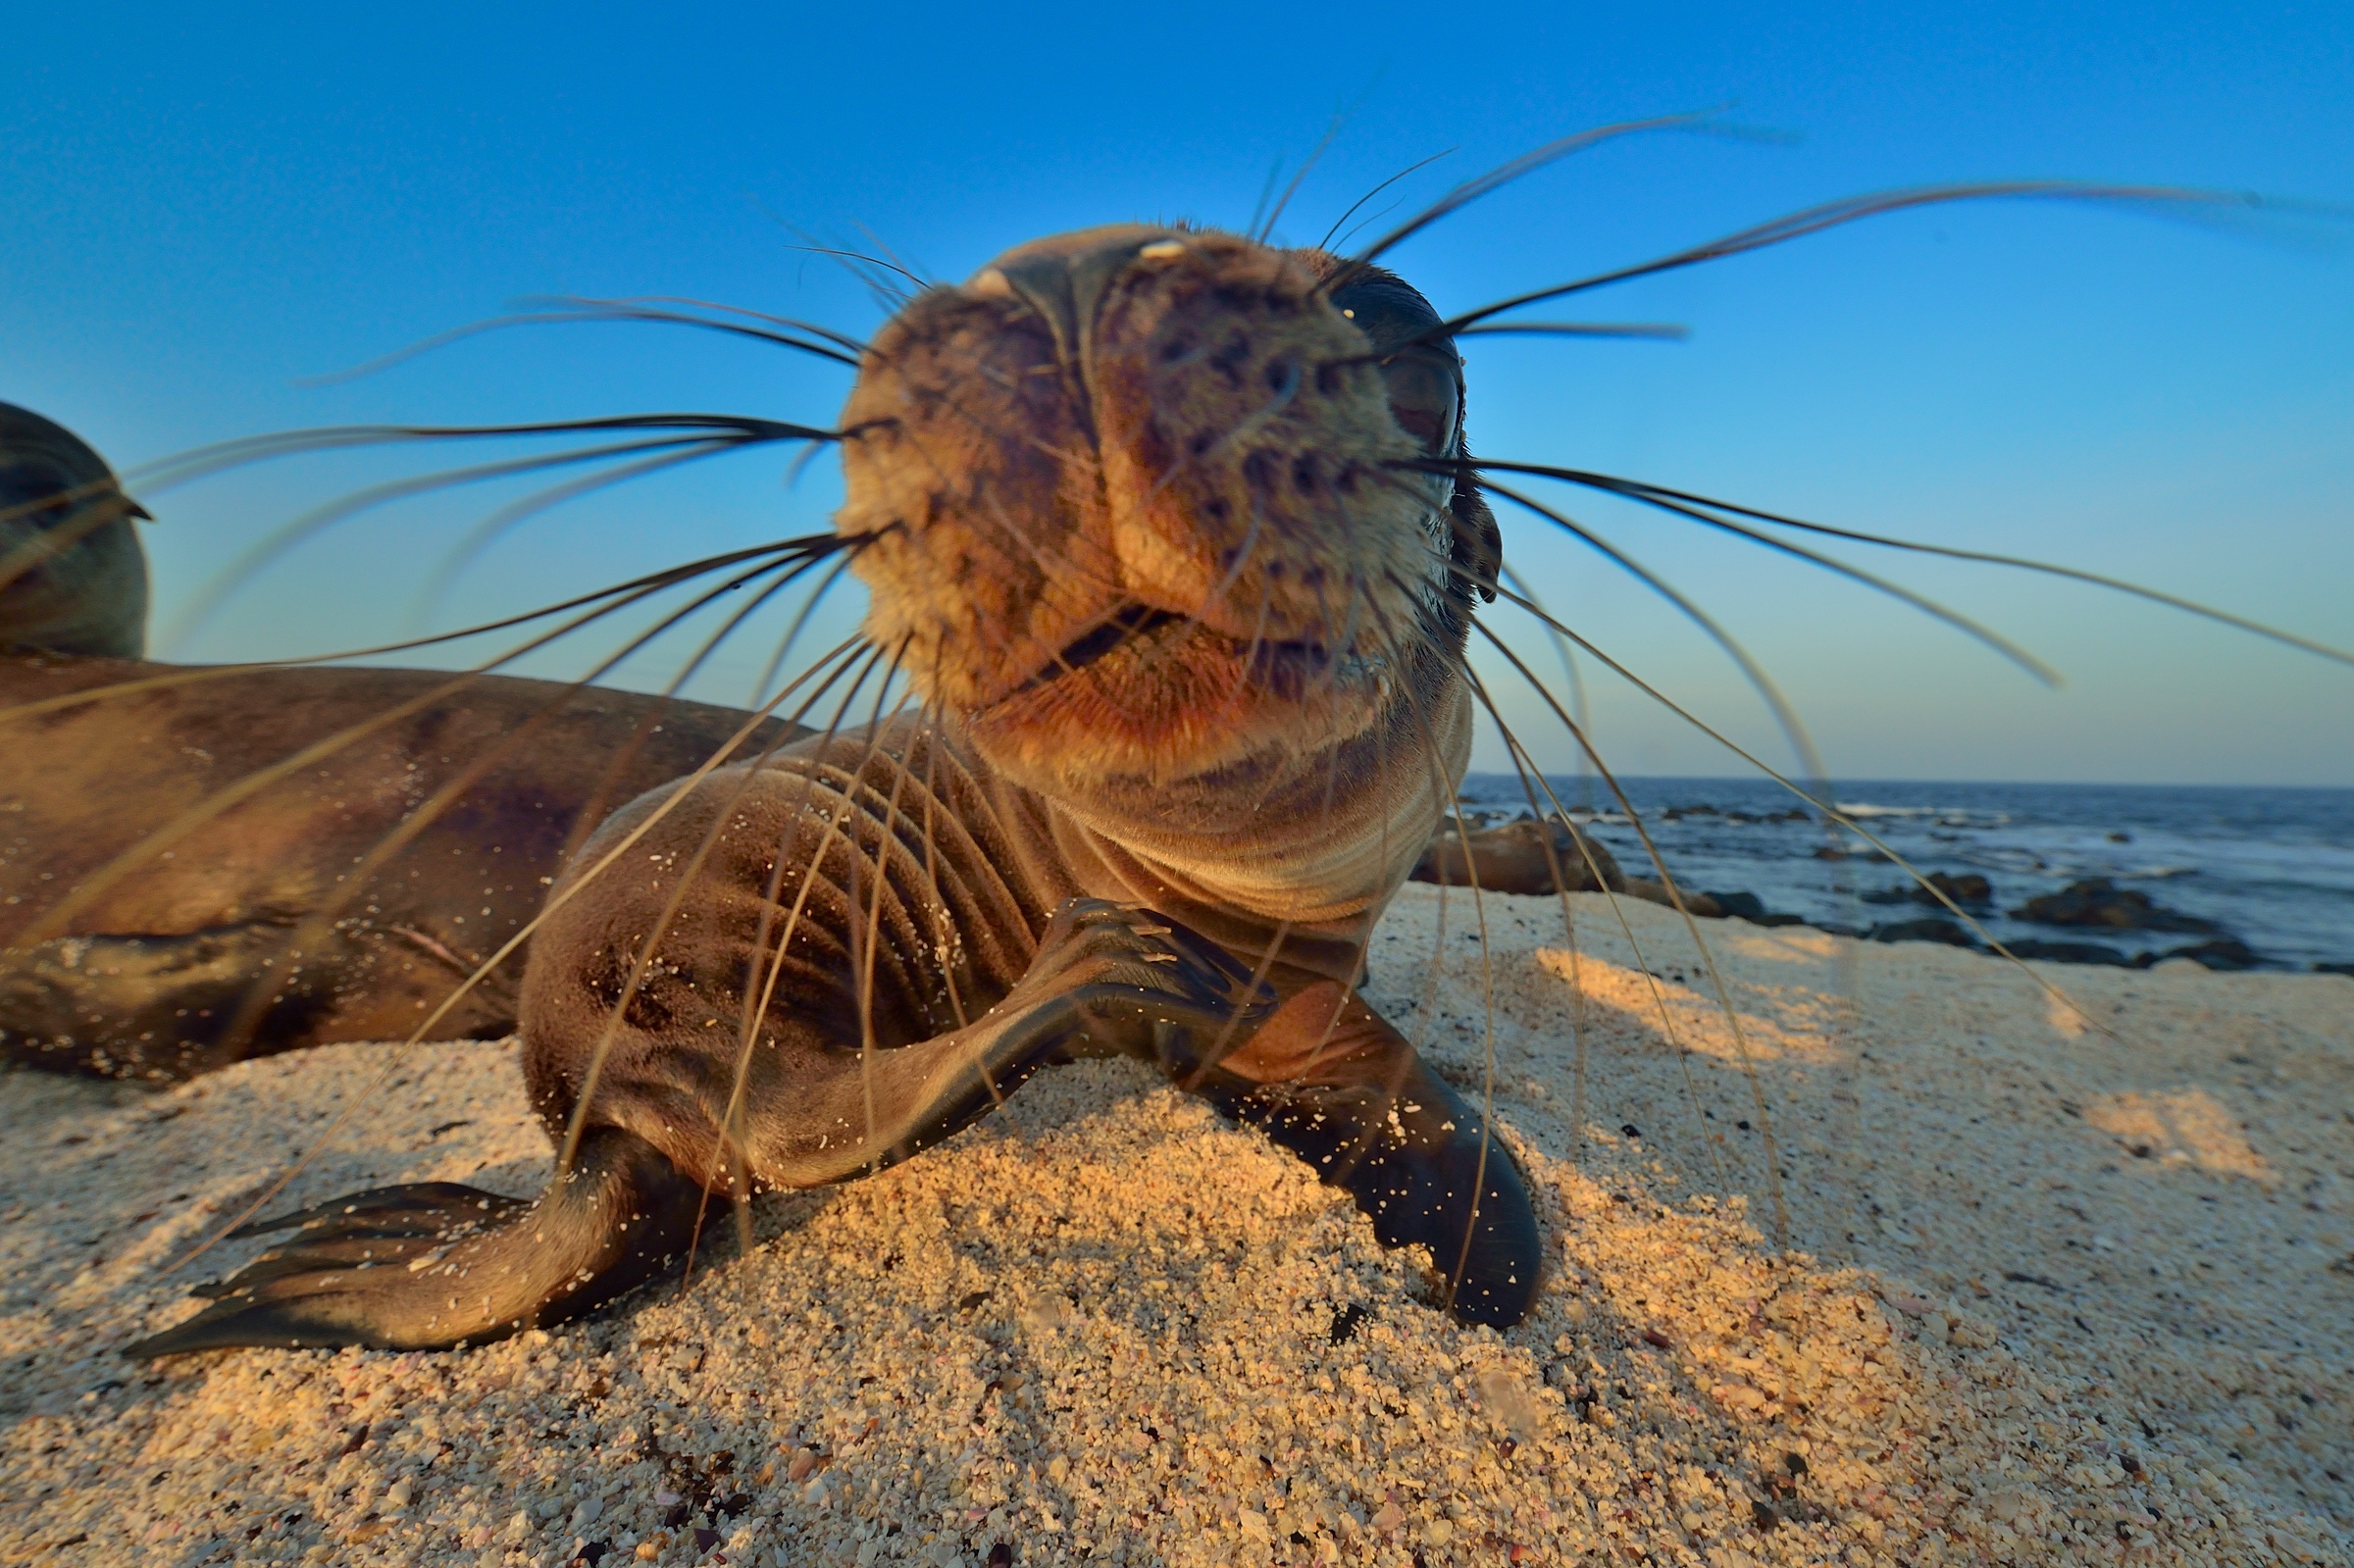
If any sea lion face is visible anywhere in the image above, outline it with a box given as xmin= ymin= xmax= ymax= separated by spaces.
xmin=0 ymin=402 xmax=151 ymax=660
xmin=838 ymin=226 xmax=1482 ymax=797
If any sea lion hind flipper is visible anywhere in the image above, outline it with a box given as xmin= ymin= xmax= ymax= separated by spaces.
xmin=124 ymin=1127 xmax=702 ymax=1357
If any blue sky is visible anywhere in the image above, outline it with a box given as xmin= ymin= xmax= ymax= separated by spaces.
xmin=4 ymin=1 xmax=2349 ymax=784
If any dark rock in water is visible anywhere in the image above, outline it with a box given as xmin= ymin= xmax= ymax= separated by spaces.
xmin=1660 ymin=803 xmax=1718 ymax=821
xmin=2316 ymin=961 xmax=2354 ymax=977
xmin=2107 ymin=831 xmax=2133 ymax=843
xmin=1410 ymin=816 xmax=1623 ymax=897
xmin=2140 ymin=938 xmax=2261 ymax=972
xmin=2003 ymin=938 xmax=2132 ymax=967
xmin=2010 ymin=877 xmax=2217 ymax=934
xmin=1868 ymin=918 xmax=1978 ymax=947
xmin=1620 ymin=878 xmax=1723 ymax=918
xmin=1705 ymin=890 xmax=1807 ymax=928
xmin=1862 ymin=871 xmax=1992 ymax=908
xmin=1920 ymin=872 xmax=1992 ymax=906
xmin=1814 ymin=923 xmax=1863 ymax=938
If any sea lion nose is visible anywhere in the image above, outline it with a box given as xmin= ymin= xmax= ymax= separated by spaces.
xmin=967 ymin=226 xmax=1191 ymax=376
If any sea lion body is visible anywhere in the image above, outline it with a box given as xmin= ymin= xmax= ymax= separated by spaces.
xmin=0 ymin=653 xmax=794 ymax=1076
xmin=117 ymin=223 xmax=1551 ymax=1351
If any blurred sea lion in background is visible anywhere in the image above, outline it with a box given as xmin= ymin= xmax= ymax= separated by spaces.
xmin=0 ymin=407 xmax=797 ymax=1079
xmin=0 ymin=401 xmax=151 ymax=659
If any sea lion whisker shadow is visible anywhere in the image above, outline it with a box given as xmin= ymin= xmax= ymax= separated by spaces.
xmin=0 ymin=535 xmax=835 ymax=729
xmin=190 ymin=548 xmax=836 ymax=1063
xmin=1466 ymin=458 xmax=2354 ymax=670
xmin=1466 ymin=567 xmax=2127 ymax=1044
xmin=157 ymin=630 xmax=875 ymax=1280
xmin=1463 ymin=616 xmax=1786 ymax=1242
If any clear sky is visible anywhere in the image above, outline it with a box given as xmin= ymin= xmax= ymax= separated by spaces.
xmin=4 ymin=1 xmax=2349 ymax=784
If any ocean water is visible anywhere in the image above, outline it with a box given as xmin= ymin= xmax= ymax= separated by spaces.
xmin=1453 ymin=774 xmax=2354 ymax=972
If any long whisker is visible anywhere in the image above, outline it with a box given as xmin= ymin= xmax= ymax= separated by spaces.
xmin=1435 ymin=180 xmax=2314 ymax=336
xmin=292 ymin=305 xmax=861 ymax=389
xmin=1477 ymin=476 xmax=1839 ymax=785
xmin=1454 ymin=322 xmax=1688 ymax=341
xmin=1480 ymin=460 xmax=2354 ymax=670
xmin=407 ymin=439 xmax=745 ymax=629
xmin=0 ymin=536 xmax=835 ymax=728
xmin=160 ymin=428 xmax=829 ymax=651
xmin=1475 ymin=465 xmax=2062 ymax=683
xmin=1256 ymin=112 xmax=1347 ymax=243
xmin=1341 ymin=111 xmax=1723 ymax=276
xmin=1316 ymin=147 xmax=1458 ymax=253
xmin=125 ymin=413 xmax=839 ymax=494
xmin=1467 ymin=614 xmax=1788 ymax=1244
xmin=1469 ymin=565 xmax=2125 ymax=1040
xmin=1458 ymin=659 xmax=1731 ymax=1194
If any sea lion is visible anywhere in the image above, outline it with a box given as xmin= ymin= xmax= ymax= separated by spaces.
xmin=123 ymin=224 xmax=1550 ymax=1352
xmin=0 ymin=415 xmax=806 ymax=1078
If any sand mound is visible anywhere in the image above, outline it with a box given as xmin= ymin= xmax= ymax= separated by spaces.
xmin=4 ymin=885 xmax=2348 ymax=1566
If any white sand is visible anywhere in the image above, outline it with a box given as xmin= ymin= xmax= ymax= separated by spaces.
xmin=3 ymin=885 xmax=2348 ymax=1567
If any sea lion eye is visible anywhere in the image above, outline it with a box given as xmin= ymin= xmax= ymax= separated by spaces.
xmin=1378 ymin=347 xmax=1459 ymax=457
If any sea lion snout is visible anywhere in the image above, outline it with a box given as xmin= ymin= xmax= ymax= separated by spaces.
xmin=841 ymin=226 xmax=1478 ymax=786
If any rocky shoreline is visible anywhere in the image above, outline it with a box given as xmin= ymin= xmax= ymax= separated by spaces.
xmin=1414 ymin=817 xmax=2351 ymax=974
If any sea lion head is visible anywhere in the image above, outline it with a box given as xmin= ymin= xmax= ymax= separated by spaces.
xmin=0 ymin=402 xmax=151 ymax=659
xmin=838 ymin=227 xmax=1498 ymax=834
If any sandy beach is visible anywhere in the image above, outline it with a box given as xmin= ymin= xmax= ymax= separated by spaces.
xmin=3 ymin=885 xmax=2347 ymax=1567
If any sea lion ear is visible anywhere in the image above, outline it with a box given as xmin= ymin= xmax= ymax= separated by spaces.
xmin=1451 ymin=434 xmax=1502 ymax=604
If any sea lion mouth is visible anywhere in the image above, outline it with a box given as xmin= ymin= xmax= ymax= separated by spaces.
xmin=1020 ymin=601 xmax=1356 ymax=702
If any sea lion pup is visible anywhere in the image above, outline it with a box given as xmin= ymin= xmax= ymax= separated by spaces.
xmin=128 ymin=224 xmax=1548 ymax=1354
xmin=0 ymin=401 xmax=152 ymax=659
xmin=0 ymin=410 xmax=802 ymax=1079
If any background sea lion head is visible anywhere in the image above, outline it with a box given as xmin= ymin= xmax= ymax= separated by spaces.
xmin=837 ymin=227 xmax=1499 ymax=815
xmin=0 ymin=402 xmax=151 ymax=659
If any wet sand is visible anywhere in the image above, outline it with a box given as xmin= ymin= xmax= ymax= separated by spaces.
xmin=4 ymin=885 xmax=2348 ymax=1566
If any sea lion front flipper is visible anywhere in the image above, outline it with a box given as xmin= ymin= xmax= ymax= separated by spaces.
xmin=1172 ymin=982 xmax=1544 ymax=1330
xmin=123 ymin=1126 xmax=702 ymax=1358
